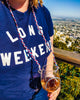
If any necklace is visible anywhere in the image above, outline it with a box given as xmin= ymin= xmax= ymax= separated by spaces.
xmin=6 ymin=0 xmax=59 ymax=73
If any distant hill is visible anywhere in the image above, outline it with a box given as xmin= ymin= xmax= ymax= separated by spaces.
xmin=52 ymin=16 xmax=80 ymax=22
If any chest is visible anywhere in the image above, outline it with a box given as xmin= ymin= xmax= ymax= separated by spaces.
xmin=0 ymin=9 xmax=51 ymax=68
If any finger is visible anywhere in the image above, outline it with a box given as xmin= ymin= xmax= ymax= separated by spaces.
xmin=49 ymin=93 xmax=57 ymax=100
xmin=49 ymin=97 xmax=56 ymax=100
xmin=47 ymin=93 xmax=50 ymax=97
xmin=50 ymin=87 xmax=60 ymax=98
xmin=48 ymin=86 xmax=61 ymax=100
xmin=49 ymin=86 xmax=61 ymax=100
xmin=47 ymin=92 xmax=51 ymax=97
xmin=49 ymin=92 xmax=58 ymax=100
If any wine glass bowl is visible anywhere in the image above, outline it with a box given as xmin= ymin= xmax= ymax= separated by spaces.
xmin=41 ymin=65 xmax=61 ymax=93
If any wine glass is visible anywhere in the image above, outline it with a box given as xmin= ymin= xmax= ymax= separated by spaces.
xmin=41 ymin=65 xmax=61 ymax=93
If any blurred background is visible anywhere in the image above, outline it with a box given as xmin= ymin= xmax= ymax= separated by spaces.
xmin=43 ymin=0 xmax=80 ymax=100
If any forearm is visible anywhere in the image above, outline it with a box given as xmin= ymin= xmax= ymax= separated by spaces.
xmin=46 ymin=35 xmax=54 ymax=72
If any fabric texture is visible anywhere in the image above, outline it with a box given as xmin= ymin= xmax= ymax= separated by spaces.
xmin=33 ymin=88 xmax=48 ymax=100
xmin=0 ymin=1 xmax=54 ymax=100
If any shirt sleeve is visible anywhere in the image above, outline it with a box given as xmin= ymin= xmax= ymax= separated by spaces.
xmin=42 ymin=5 xmax=54 ymax=37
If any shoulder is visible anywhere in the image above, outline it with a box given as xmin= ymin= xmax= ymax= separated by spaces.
xmin=0 ymin=1 xmax=5 ymax=14
xmin=0 ymin=1 xmax=4 ymax=8
xmin=0 ymin=1 xmax=3 ymax=9
xmin=41 ymin=5 xmax=50 ymax=15
xmin=0 ymin=1 xmax=4 ymax=20
xmin=36 ymin=4 xmax=52 ymax=22
xmin=37 ymin=4 xmax=54 ymax=37
xmin=37 ymin=4 xmax=51 ymax=17
xmin=0 ymin=1 xmax=9 ymax=27
xmin=37 ymin=4 xmax=52 ymax=23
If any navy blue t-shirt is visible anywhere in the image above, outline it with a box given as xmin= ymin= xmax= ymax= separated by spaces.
xmin=0 ymin=1 xmax=54 ymax=100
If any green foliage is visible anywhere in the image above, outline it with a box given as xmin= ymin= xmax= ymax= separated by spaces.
xmin=57 ymin=60 xmax=80 ymax=100
xmin=53 ymin=40 xmax=68 ymax=50
xmin=66 ymin=38 xmax=72 ymax=44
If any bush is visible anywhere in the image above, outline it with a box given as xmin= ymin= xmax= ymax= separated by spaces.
xmin=57 ymin=60 xmax=80 ymax=100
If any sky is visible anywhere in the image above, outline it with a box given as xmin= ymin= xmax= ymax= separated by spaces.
xmin=43 ymin=0 xmax=80 ymax=18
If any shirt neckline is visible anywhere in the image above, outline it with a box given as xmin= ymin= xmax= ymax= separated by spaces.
xmin=1 ymin=1 xmax=31 ymax=15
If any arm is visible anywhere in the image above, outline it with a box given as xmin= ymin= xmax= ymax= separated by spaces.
xmin=46 ymin=35 xmax=54 ymax=72
xmin=42 ymin=6 xmax=60 ymax=100
xmin=46 ymin=35 xmax=61 ymax=100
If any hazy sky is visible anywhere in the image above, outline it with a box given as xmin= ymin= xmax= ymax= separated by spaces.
xmin=43 ymin=0 xmax=80 ymax=18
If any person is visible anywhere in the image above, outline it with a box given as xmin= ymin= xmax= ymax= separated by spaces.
xmin=0 ymin=0 xmax=60 ymax=100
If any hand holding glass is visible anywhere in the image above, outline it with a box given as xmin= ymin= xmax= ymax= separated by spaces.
xmin=41 ymin=65 xmax=61 ymax=93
